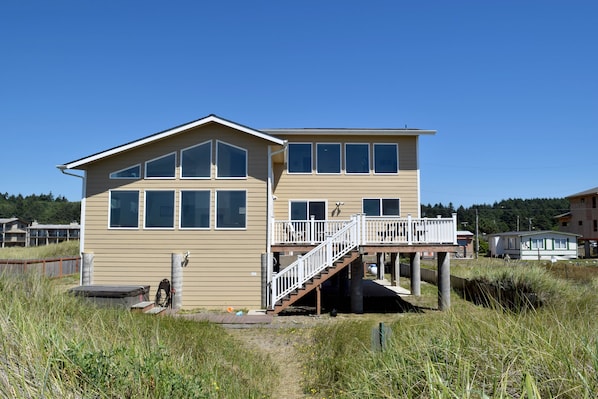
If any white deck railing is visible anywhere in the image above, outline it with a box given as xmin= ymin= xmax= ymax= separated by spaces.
xmin=270 ymin=214 xmax=457 ymax=308
xmin=272 ymin=214 xmax=457 ymax=246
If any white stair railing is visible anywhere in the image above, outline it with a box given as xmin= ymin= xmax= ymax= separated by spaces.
xmin=271 ymin=216 xmax=360 ymax=306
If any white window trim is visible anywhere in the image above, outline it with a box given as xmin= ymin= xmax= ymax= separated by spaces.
xmin=373 ymin=143 xmax=399 ymax=175
xmin=344 ymin=143 xmax=370 ymax=175
xmin=216 ymin=140 xmax=248 ymax=180
xmin=287 ymin=142 xmax=313 ymax=174
xmin=179 ymin=190 xmax=211 ymax=230
xmin=215 ymin=189 xmax=247 ymax=230
xmin=288 ymin=199 xmax=328 ymax=220
xmin=180 ymin=140 xmax=212 ymax=180
xmin=108 ymin=190 xmax=139 ymax=230
xmin=109 ymin=164 xmax=141 ymax=179
xmin=316 ymin=143 xmax=342 ymax=175
xmin=362 ymin=197 xmax=401 ymax=217
xmin=145 ymin=152 xmax=177 ymax=179
xmin=143 ymin=189 xmax=176 ymax=230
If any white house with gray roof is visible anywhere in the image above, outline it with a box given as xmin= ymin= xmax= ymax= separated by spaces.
xmin=488 ymin=230 xmax=580 ymax=260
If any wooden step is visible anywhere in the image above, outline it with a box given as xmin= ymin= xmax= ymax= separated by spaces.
xmin=131 ymin=301 xmax=156 ymax=313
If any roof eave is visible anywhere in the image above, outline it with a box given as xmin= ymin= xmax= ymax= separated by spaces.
xmin=62 ymin=114 xmax=285 ymax=170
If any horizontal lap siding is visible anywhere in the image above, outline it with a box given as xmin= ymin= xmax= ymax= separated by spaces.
xmin=272 ymin=136 xmax=421 ymax=219
xmin=82 ymin=124 xmax=269 ymax=310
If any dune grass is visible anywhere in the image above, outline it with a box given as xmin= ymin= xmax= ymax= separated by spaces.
xmin=0 ymin=272 xmax=277 ymax=398
xmin=0 ymin=240 xmax=80 ymax=260
xmin=302 ymin=261 xmax=598 ymax=398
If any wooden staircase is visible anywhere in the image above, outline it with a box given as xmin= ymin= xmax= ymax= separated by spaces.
xmin=270 ymin=249 xmax=360 ymax=314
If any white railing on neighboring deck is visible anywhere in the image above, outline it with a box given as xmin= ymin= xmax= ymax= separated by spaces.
xmin=271 ymin=216 xmax=360 ymax=306
xmin=272 ymin=214 xmax=457 ymax=246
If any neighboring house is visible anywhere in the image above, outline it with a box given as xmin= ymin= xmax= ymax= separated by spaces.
xmin=488 ymin=230 xmax=579 ymax=260
xmin=59 ymin=114 xmax=458 ymax=312
xmin=0 ymin=217 xmax=28 ymax=248
xmin=456 ymin=230 xmax=474 ymax=258
xmin=556 ymin=186 xmax=598 ymax=257
xmin=27 ymin=221 xmax=81 ymax=247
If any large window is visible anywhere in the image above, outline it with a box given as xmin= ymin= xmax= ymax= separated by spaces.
xmin=181 ymin=141 xmax=211 ymax=178
xmin=110 ymin=164 xmax=141 ymax=179
xmin=316 ymin=143 xmax=341 ymax=174
xmin=216 ymin=190 xmax=246 ymax=229
xmin=146 ymin=153 xmax=176 ymax=178
xmin=287 ymin=143 xmax=312 ymax=173
xmin=180 ymin=191 xmax=210 ymax=229
xmin=145 ymin=190 xmax=175 ymax=228
xmin=373 ymin=143 xmax=398 ymax=174
xmin=109 ymin=190 xmax=139 ymax=228
xmin=554 ymin=238 xmax=567 ymax=249
xmin=362 ymin=198 xmax=400 ymax=216
xmin=345 ymin=143 xmax=369 ymax=174
xmin=217 ymin=141 xmax=247 ymax=178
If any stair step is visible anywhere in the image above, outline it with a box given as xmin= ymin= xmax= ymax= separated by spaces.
xmin=145 ymin=306 xmax=167 ymax=316
xmin=131 ymin=301 xmax=155 ymax=312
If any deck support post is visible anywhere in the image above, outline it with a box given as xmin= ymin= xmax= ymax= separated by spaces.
xmin=316 ymin=285 xmax=321 ymax=315
xmin=390 ymin=252 xmax=399 ymax=286
xmin=171 ymin=253 xmax=183 ymax=310
xmin=409 ymin=252 xmax=421 ymax=296
xmin=81 ymin=252 xmax=94 ymax=286
xmin=350 ymin=257 xmax=364 ymax=314
xmin=377 ymin=252 xmax=385 ymax=280
xmin=437 ymin=251 xmax=451 ymax=310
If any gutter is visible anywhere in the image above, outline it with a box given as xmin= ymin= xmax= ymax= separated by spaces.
xmin=57 ymin=164 xmax=87 ymax=285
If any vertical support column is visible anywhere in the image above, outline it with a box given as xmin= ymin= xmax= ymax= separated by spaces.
xmin=350 ymin=257 xmax=364 ymax=314
xmin=171 ymin=253 xmax=183 ymax=310
xmin=410 ymin=252 xmax=421 ymax=296
xmin=377 ymin=252 xmax=385 ymax=280
xmin=391 ymin=252 xmax=400 ymax=286
xmin=81 ymin=252 xmax=94 ymax=286
xmin=437 ymin=251 xmax=451 ymax=311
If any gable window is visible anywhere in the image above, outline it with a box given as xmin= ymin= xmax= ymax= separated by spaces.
xmin=554 ymin=238 xmax=567 ymax=249
xmin=181 ymin=141 xmax=211 ymax=178
xmin=110 ymin=164 xmax=141 ymax=179
xmin=146 ymin=153 xmax=176 ymax=178
xmin=180 ymin=190 xmax=210 ymax=229
xmin=217 ymin=141 xmax=247 ymax=178
xmin=109 ymin=190 xmax=139 ymax=228
xmin=287 ymin=143 xmax=312 ymax=173
xmin=216 ymin=190 xmax=246 ymax=229
xmin=531 ymin=238 xmax=544 ymax=250
xmin=345 ymin=143 xmax=369 ymax=174
xmin=373 ymin=143 xmax=398 ymax=174
xmin=145 ymin=190 xmax=175 ymax=228
xmin=316 ymin=143 xmax=341 ymax=174
xmin=362 ymin=198 xmax=400 ymax=216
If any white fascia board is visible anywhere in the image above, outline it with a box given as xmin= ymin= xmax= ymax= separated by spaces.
xmin=63 ymin=115 xmax=285 ymax=169
xmin=262 ymin=128 xmax=436 ymax=136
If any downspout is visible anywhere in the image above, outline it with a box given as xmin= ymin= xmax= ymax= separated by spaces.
xmin=57 ymin=165 xmax=87 ymax=285
xmin=267 ymin=143 xmax=287 ymax=307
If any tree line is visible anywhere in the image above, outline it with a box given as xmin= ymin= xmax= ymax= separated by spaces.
xmin=0 ymin=193 xmax=80 ymax=224
xmin=422 ymin=197 xmax=570 ymax=236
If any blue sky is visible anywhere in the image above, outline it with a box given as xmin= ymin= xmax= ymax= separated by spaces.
xmin=1 ymin=1 xmax=597 ymax=208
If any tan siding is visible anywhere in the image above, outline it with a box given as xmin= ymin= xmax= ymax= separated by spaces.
xmin=82 ymin=123 xmax=268 ymax=310
xmin=272 ymin=135 xmax=421 ymax=219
